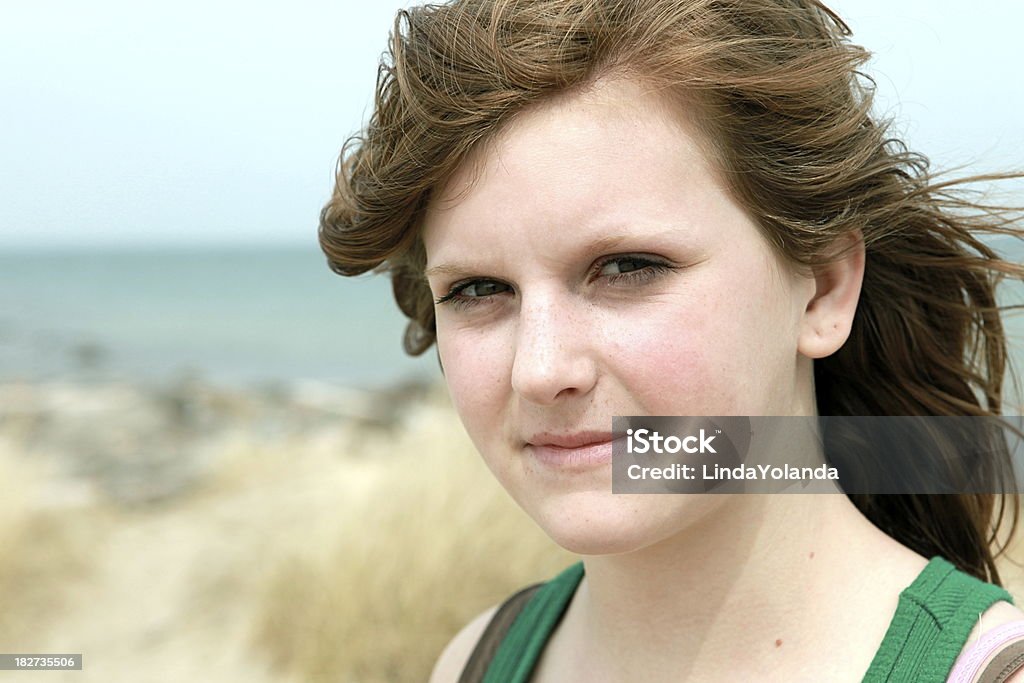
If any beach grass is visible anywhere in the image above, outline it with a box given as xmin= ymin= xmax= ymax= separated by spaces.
xmin=2 ymin=378 xmax=1023 ymax=682
xmin=246 ymin=389 xmax=576 ymax=682
xmin=0 ymin=438 xmax=107 ymax=651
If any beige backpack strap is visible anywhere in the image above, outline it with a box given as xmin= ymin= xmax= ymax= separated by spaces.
xmin=975 ymin=639 xmax=1024 ymax=683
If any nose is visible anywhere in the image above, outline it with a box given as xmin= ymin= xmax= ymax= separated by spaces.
xmin=510 ymin=289 xmax=598 ymax=405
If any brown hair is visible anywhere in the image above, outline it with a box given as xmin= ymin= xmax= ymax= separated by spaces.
xmin=319 ymin=0 xmax=1024 ymax=583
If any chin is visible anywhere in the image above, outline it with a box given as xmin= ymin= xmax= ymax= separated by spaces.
xmin=546 ymin=533 xmax=648 ymax=557
xmin=523 ymin=489 xmax=731 ymax=557
xmin=522 ymin=491 xmax=674 ymax=556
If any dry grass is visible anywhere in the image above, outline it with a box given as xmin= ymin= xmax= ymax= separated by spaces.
xmin=0 ymin=381 xmax=571 ymax=682
xmin=247 ymin=390 xmax=575 ymax=682
xmin=3 ymin=380 xmax=1024 ymax=682
xmin=0 ymin=438 xmax=108 ymax=650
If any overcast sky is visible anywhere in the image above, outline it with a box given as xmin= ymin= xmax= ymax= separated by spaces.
xmin=1 ymin=1 xmax=1021 ymax=250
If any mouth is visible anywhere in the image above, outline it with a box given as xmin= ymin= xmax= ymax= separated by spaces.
xmin=526 ymin=435 xmax=627 ymax=470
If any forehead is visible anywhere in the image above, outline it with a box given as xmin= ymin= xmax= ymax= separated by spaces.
xmin=418 ymin=77 xmax=749 ymax=272
xmin=429 ymin=78 xmax=715 ymax=213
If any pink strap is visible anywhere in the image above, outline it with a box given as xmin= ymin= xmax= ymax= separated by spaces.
xmin=948 ymin=620 xmax=1024 ymax=682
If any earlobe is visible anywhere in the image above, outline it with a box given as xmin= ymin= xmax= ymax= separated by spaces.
xmin=797 ymin=230 xmax=866 ymax=360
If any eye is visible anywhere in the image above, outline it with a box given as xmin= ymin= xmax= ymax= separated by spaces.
xmin=594 ymin=255 xmax=676 ymax=286
xmin=462 ymin=281 xmax=507 ymax=297
xmin=597 ymin=256 xmax=645 ymax=276
xmin=433 ymin=254 xmax=678 ymax=311
xmin=433 ymin=279 xmax=511 ymax=311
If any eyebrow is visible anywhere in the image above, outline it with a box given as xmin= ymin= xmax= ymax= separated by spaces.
xmin=423 ymin=234 xmax=633 ymax=281
xmin=422 ymin=263 xmax=472 ymax=280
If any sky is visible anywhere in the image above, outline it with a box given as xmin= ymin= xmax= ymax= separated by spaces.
xmin=1 ymin=1 xmax=1022 ymax=250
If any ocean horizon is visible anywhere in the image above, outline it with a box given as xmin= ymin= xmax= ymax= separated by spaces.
xmin=0 ymin=244 xmax=439 ymax=390
xmin=0 ymin=241 xmax=1021 ymax=399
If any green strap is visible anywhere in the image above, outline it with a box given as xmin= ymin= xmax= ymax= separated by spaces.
xmin=482 ymin=561 xmax=584 ymax=683
xmin=863 ymin=556 xmax=1014 ymax=683
xmin=482 ymin=557 xmax=1012 ymax=683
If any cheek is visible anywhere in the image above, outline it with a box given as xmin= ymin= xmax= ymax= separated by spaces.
xmin=436 ymin=324 xmax=511 ymax=443
xmin=599 ymin=272 xmax=779 ymax=416
xmin=598 ymin=299 xmax=732 ymax=414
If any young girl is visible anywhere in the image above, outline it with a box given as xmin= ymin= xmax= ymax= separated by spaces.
xmin=320 ymin=1 xmax=1024 ymax=680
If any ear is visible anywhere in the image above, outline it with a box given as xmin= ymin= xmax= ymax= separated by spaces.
xmin=797 ymin=230 xmax=866 ymax=360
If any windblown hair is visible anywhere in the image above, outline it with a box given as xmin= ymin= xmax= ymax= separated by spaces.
xmin=320 ymin=0 xmax=1024 ymax=582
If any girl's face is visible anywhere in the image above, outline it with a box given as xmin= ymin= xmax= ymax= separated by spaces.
xmin=422 ymin=79 xmax=825 ymax=554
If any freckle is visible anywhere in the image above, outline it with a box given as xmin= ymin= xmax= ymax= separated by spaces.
xmin=809 ymin=551 xmax=815 ymax=559
xmin=775 ymin=639 xmax=783 ymax=648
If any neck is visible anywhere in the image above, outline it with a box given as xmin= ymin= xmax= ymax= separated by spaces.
xmin=560 ymin=494 xmax=923 ymax=681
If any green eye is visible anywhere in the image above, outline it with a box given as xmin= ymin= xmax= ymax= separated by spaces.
xmin=434 ymin=279 xmax=511 ymax=310
xmin=599 ymin=257 xmax=647 ymax=275
xmin=463 ymin=281 xmax=508 ymax=297
xmin=595 ymin=256 xmax=675 ymax=285
xmin=434 ymin=255 xmax=678 ymax=312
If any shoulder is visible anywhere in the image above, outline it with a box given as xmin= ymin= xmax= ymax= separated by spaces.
xmin=428 ymin=603 xmax=501 ymax=683
xmin=428 ymin=567 xmax=574 ymax=682
xmin=965 ymin=600 xmax=1024 ymax=643
xmin=952 ymin=600 xmax=1024 ymax=683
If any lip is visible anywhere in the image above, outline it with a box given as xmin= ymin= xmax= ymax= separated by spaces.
xmin=527 ymin=431 xmax=617 ymax=449
xmin=525 ymin=432 xmax=626 ymax=470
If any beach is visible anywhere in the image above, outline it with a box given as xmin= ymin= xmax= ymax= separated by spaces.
xmin=0 ymin=373 xmax=574 ymax=682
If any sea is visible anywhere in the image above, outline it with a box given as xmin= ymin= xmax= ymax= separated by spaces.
xmin=0 ymin=242 xmax=1021 ymax=396
xmin=0 ymin=245 xmax=439 ymax=390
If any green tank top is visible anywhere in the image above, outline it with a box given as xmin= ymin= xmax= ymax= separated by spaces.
xmin=480 ymin=556 xmax=1013 ymax=682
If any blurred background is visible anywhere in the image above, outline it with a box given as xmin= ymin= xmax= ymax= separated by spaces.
xmin=0 ymin=1 xmax=1022 ymax=681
